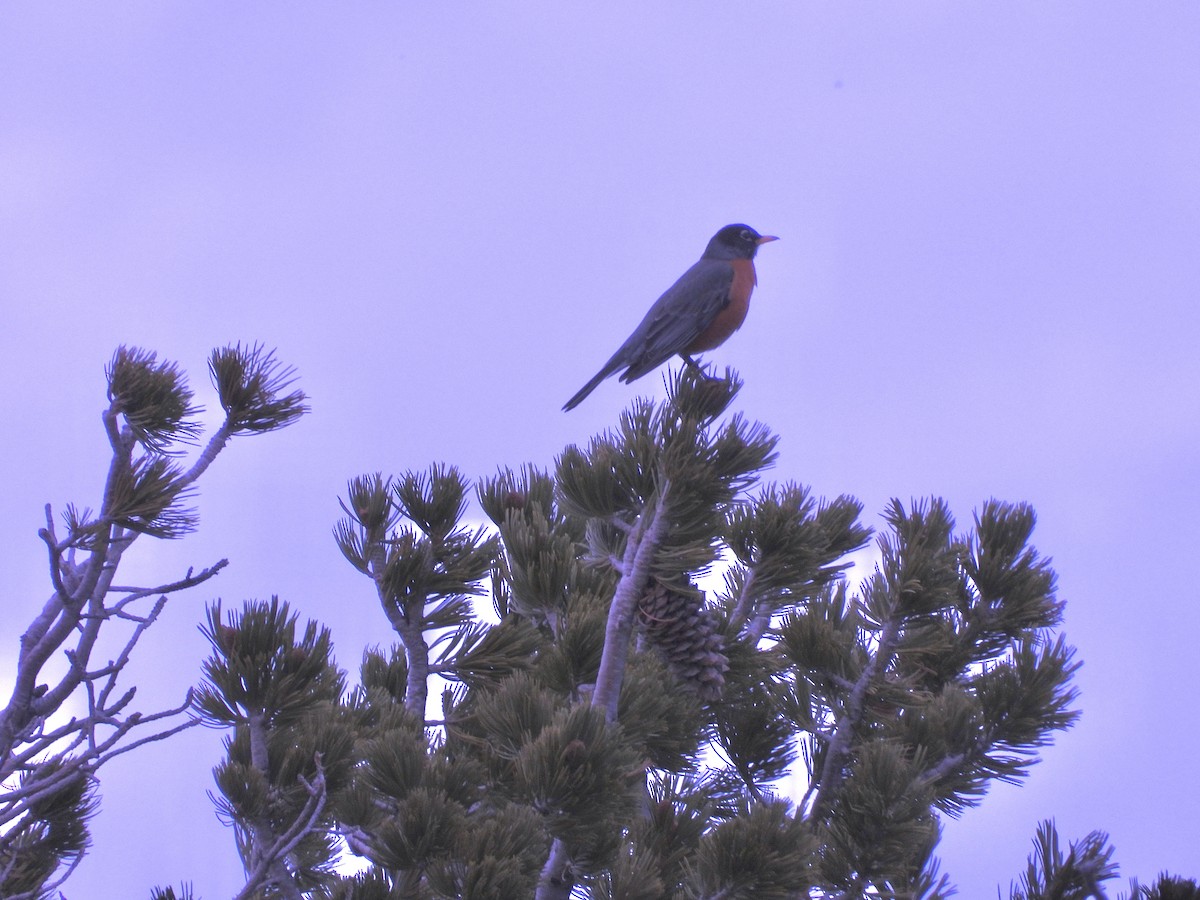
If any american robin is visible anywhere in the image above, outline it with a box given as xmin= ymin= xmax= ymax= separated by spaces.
xmin=563 ymin=224 xmax=778 ymax=411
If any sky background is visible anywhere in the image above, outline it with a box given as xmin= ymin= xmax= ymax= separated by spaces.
xmin=3 ymin=3 xmax=1198 ymax=896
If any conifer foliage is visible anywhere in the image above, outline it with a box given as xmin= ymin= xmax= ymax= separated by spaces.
xmin=0 ymin=345 xmax=307 ymax=898
xmin=7 ymin=352 xmax=1194 ymax=898
xmin=194 ymin=365 xmax=1111 ymax=898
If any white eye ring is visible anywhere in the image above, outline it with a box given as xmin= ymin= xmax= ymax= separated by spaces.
xmin=740 ymin=229 xmax=753 ymax=242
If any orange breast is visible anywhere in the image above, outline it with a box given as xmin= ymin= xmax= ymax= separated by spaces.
xmin=686 ymin=258 xmax=756 ymax=353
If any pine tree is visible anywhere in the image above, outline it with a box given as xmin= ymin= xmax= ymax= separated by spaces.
xmin=0 ymin=344 xmax=306 ymax=898
xmin=9 ymin=350 xmax=1194 ymax=898
xmin=197 ymin=365 xmax=1108 ymax=898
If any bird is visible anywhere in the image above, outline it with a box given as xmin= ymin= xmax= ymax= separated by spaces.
xmin=563 ymin=224 xmax=778 ymax=411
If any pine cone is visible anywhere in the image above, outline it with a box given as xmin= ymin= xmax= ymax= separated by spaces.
xmin=636 ymin=582 xmax=729 ymax=701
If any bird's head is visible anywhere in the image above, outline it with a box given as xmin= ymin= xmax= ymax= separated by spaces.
xmin=705 ymin=224 xmax=779 ymax=260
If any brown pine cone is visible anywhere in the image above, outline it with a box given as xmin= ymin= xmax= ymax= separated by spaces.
xmin=636 ymin=582 xmax=729 ymax=701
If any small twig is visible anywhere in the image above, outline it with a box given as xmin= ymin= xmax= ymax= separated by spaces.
xmin=95 ymin=595 xmax=170 ymax=711
xmin=1 ymin=718 xmax=86 ymax=784
xmin=39 ymin=510 xmax=70 ymax=601
xmin=106 ymin=559 xmax=229 ymax=614
xmin=728 ymin=563 xmax=759 ymax=636
xmin=606 ymin=515 xmax=633 ymax=535
xmin=88 ymin=694 xmax=193 ymax=758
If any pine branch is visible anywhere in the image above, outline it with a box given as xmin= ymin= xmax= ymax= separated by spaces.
xmin=335 ymin=474 xmax=437 ymax=717
xmin=535 ymin=485 xmax=671 ymax=900
xmin=1 ymin=345 xmax=305 ymax=899
xmin=725 ymin=487 xmax=867 ymax=644
xmin=807 ymin=613 xmax=901 ymax=823
xmin=0 ymin=759 xmax=98 ymax=898
xmin=536 ymin=837 xmax=576 ymax=900
xmin=591 ymin=482 xmax=671 ymax=723
xmin=105 ymin=346 xmax=203 ymax=454
xmin=338 ymin=469 xmax=497 ymax=722
xmin=198 ymin=600 xmax=351 ymax=896
xmin=105 ymin=559 xmax=230 ymax=618
xmin=10 ymin=858 xmax=84 ymax=900
xmin=6 ymin=400 xmax=217 ymax=762
xmin=0 ymin=557 xmax=224 ymax=778
xmin=232 ymin=721 xmax=322 ymax=900
xmin=177 ymin=344 xmax=308 ymax=489
xmin=1009 ymin=820 xmax=1117 ymax=900
xmin=209 ymin=343 xmax=309 ymax=437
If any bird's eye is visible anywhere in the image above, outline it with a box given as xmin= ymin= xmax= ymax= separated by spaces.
xmin=740 ymin=229 xmax=753 ymax=242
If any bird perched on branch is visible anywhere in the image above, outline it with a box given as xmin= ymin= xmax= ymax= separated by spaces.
xmin=563 ymin=224 xmax=778 ymax=411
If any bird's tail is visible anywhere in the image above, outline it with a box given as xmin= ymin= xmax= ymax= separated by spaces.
xmin=562 ymin=362 xmax=619 ymax=411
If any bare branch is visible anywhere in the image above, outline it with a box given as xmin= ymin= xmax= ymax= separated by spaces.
xmin=94 ymin=594 xmax=170 ymax=711
xmin=38 ymin=507 xmax=70 ymax=601
xmin=105 ymin=560 xmax=228 ymax=619
xmin=1 ymin=693 xmax=196 ymax=830
xmin=95 ymin=713 xmax=199 ymax=768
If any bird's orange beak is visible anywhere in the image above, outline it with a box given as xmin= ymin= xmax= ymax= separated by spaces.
xmin=756 ymin=235 xmax=779 ymax=245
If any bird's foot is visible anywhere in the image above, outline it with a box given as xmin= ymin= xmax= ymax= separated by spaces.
xmin=681 ymin=355 xmax=721 ymax=382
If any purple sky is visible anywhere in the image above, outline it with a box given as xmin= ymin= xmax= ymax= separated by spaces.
xmin=3 ymin=4 xmax=1198 ymax=896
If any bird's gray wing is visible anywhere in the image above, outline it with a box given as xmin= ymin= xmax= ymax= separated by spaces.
xmin=615 ymin=258 xmax=733 ymax=383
